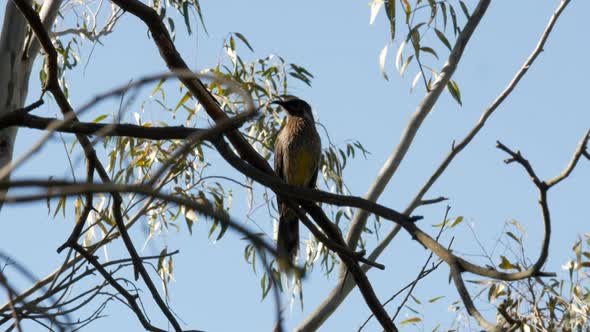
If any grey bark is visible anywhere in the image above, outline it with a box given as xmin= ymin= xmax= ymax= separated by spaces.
xmin=0 ymin=0 xmax=61 ymax=210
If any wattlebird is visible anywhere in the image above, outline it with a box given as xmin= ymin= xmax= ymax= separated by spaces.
xmin=273 ymin=96 xmax=321 ymax=269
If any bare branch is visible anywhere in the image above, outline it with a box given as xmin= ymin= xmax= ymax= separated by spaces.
xmin=545 ymin=128 xmax=590 ymax=188
xmin=496 ymin=141 xmax=543 ymax=188
xmin=359 ymin=206 xmax=450 ymax=332
xmin=208 ymin=138 xmax=399 ymax=331
xmin=70 ymin=244 xmax=182 ymax=332
xmin=0 ymin=270 xmax=22 ymax=332
xmin=10 ymin=2 xmax=192 ymax=330
xmin=328 ymin=1 xmax=573 ymax=329
xmin=344 ymin=0 xmax=492 ymax=252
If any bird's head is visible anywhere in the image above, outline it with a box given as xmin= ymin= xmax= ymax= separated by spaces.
xmin=272 ymin=96 xmax=314 ymax=123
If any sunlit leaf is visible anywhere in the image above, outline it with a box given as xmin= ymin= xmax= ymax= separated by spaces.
xmin=92 ymin=114 xmax=108 ymax=123
xmin=379 ymin=43 xmax=389 ymax=80
xmin=499 ymin=256 xmax=519 ymax=270
xmin=395 ymin=39 xmax=406 ymax=72
xmin=450 ymin=216 xmax=463 ymax=228
xmin=369 ymin=0 xmax=384 ymax=25
xmin=174 ymin=91 xmax=193 ymax=112
xmin=447 ymin=80 xmax=462 ymax=106
xmin=399 ymin=54 xmax=413 ymax=76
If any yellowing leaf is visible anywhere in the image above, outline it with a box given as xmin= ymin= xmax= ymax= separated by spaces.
xmin=174 ymin=91 xmax=192 ymax=112
xmin=401 ymin=317 xmax=422 ymax=324
xmin=499 ymin=255 xmax=518 ymax=270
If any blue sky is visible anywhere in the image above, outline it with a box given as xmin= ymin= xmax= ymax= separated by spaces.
xmin=1 ymin=0 xmax=589 ymax=331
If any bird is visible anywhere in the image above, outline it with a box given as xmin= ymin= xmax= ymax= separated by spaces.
xmin=273 ymin=96 xmax=322 ymax=270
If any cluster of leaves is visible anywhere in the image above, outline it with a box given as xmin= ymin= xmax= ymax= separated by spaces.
xmin=442 ymin=222 xmax=590 ymax=331
xmin=489 ymin=233 xmax=590 ymax=330
xmin=197 ymin=33 xmax=376 ymax=296
xmin=153 ymin=0 xmax=207 ymax=38
xmin=371 ymin=0 xmax=468 ymax=105
xmin=42 ymin=0 xmax=374 ymax=303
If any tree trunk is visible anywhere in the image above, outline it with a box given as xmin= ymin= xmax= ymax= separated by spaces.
xmin=0 ymin=0 xmax=61 ymax=211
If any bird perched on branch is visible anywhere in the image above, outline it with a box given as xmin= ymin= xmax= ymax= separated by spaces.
xmin=273 ymin=96 xmax=321 ymax=270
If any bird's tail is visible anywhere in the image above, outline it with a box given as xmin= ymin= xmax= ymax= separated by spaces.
xmin=277 ymin=207 xmax=299 ymax=271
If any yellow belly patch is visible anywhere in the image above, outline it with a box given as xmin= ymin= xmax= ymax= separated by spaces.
xmin=288 ymin=149 xmax=314 ymax=186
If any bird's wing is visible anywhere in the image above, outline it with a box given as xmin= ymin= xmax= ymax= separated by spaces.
xmin=274 ymin=139 xmax=285 ymax=211
xmin=308 ymin=158 xmax=320 ymax=189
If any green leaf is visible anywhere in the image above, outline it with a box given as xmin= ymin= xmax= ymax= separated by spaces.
xmin=428 ymin=296 xmax=445 ymax=303
xmin=427 ymin=0 xmax=437 ymax=24
xmin=233 ymin=32 xmax=254 ymax=52
xmin=450 ymin=216 xmax=463 ymax=228
xmin=432 ymin=219 xmax=447 ymax=228
xmin=208 ymin=220 xmax=218 ymax=239
xmin=193 ymin=0 xmax=208 ymax=34
xmin=157 ymin=247 xmax=168 ymax=272
xmin=384 ymin=0 xmax=396 ymax=41
xmin=459 ymin=1 xmax=470 ymax=19
xmin=399 ymin=54 xmax=413 ymax=76
xmin=447 ymin=80 xmax=462 ymax=106
xmin=150 ymin=78 xmax=166 ymax=98
xmin=229 ymin=36 xmax=236 ymax=51
xmin=450 ymin=5 xmax=459 ymax=35
xmin=420 ymin=47 xmax=439 ymax=60
xmin=499 ymin=256 xmax=518 ymax=270
xmin=216 ymin=218 xmax=229 ymax=241
xmin=434 ymin=28 xmax=452 ymax=51
xmin=439 ymin=3 xmax=447 ymax=30
xmin=289 ymin=72 xmax=312 ymax=86
xmin=174 ymin=91 xmax=192 ymax=112
xmin=506 ymin=231 xmax=521 ymax=245
xmin=401 ymin=0 xmax=411 ymax=23
xmin=92 ymin=114 xmax=108 ymax=123
xmin=182 ymin=1 xmax=192 ymax=34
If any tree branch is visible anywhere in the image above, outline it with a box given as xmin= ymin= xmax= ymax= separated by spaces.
xmin=109 ymin=0 xmax=273 ymax=174
xmin=301 ymin=0 xmax=573 ymax=329
xmin=344 ymin=0 xmax=491 ymax=252
xmin=10 ymin=2 xmax=187 ymax=330
xmin=545 ymin=128 xmax=590 ymax=188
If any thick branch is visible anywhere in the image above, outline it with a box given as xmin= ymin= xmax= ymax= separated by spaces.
xmin=213 ymin=138 xmax=397 ymax=331
xmin=10 ymin=1 xmax=184 ymax=330
xmin=0 ymin=111 xmax=252 ymax=141
xmin=344 ymin=0 xmax=492 ymax=252
xmin=109 ymin=0 xmax=273 ymax=174
xmin=304 ymin=0 xmax=573 ymax=329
